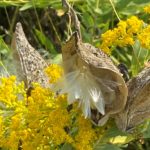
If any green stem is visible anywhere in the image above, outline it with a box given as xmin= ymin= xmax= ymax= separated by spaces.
xmin=32 ymin=0 xmax=43 ymax=33
xmin=0 ymin=61 xmax=10 ymax=76
xmin=10 ymin=7 xmax=19 ymax=35
xmin=96 ymin=0 xmax=100 ymax=9
xmin=47 ymin=13 xmax=61 ymax=43
xmin=4 ymin=7 xmax=11 ymax=28
xmin=109 ymin=0 xmax=120 ymax=21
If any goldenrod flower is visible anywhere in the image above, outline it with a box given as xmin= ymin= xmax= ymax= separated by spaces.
xmin=126 ymin=16 xmax=143 ymax=34
xmin=0 ymin=68 xmax=109 ymax=149
xmin=100 ymin=29 xmax=118 ymax=54
xmin=73 ymin=115 xmax=97 ymax=150
xmin=100 ymin=16 xmax=143 ymax=53
xmin=144 ymin=5 xmax=150 ymax=14
xmin=45 ymin=64 xmax=63 ymax=83
xmin=117 ymin=20 xmax=127 ymax=36
xmin=138 ymin=25 xmax=150 ymax=49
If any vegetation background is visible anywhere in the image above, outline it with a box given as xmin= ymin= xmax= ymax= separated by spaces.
xmin=0 ymin=0 xmax=150 ymax=150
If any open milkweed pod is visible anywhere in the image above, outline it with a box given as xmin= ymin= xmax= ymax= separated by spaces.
xmin=11 ymin=22 xmax=49 ymax=89
xmin=55 ymin=32 xmax=128 ymax=125
xmin=114 ymin=67 xmax=150 ymax=132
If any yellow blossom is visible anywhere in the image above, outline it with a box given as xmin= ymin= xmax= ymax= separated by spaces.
xmin=0 ymin=70 xmax=111 ymax=149
xmin=0 ymin=116 xmax=5 ymax=146
xmin=100 ymin=29 xmax=118 ymax=54
xmin=10 ymin=114 xmax=22 ymax=130
xmin=115 ymin=35 xmax=134 ymax=47
xmin=73 ymin=116 xmax=97 ymax=150
xmin=45 ymin=64 xmax=63 ymax=83
xmin=100 ymin=44 xmax=111 ymax=54
xmin=5 ymin=131 xmax=19 ymax=150
xmin=100 ymin=16 xmax=143 ymax=53
xmin=138 ymin=25 xmax=150 ymax=49
xmin=48 ymin=126 xmax=73 ymax=145
xmin=117 ymin=20 xmax=127 ymax=36
xmin=144 ymin=5 xmax=150 ymax=14
xmin=0 ymin=76 xmax=26 ymax=107
xmin=126 ymin=16 xmax=143 ymax=34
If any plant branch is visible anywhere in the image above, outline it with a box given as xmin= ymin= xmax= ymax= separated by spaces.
xmin=62 ymin=0 xmax=81 ymax=39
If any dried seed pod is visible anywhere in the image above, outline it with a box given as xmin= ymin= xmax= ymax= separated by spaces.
xmin=114 ymin=67 xmax=150 ymax=131
xmin=56 ymin=32 xmax=128 ymax=125
xmin=12 ymin=22 xmax=49 ymax=89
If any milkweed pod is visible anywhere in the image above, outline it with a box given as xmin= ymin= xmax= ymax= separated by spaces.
xmin=11 ymin=22 xmax=49 ymax=89
xmin=55 ymin=32 xmax=128 ymax=125
xmin=114 ymin=67 xmax=150 ymax=131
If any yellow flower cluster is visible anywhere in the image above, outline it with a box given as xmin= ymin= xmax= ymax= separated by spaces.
xmin=73 ymin=116 xmax=96 ymax=150
xmin=0 ymin=76 xmax=27 ymax=149
xmin=0 ymin=64 xmax=106 ymax=150
xmin=0 ymin=75 xmax=25 ymax=107
xmin=45 ymin=64 xmax=63 ymax=83
xmin=100 ymin=16 xmax=143 ymax=54
xmin=138 ymin=25 xmax=150 ymax=49
xmin=144 ymin=5 xmax=150 ymax=14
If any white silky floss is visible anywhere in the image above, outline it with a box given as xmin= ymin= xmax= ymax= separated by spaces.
xmin=53 ymin=69 xmax=106 ymax=118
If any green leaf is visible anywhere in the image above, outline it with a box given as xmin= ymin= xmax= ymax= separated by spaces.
xmin=34 ymin=29 xmax=57 ymax=54
xmin=131 ymin=40 xmax=149 ymax=76
xmin=142 ymin=121 xmax=150 ymax=138
xmin=94 ymin=143 xmax=122 ymax=150
xmin=20 ymin=3 xmax=32 ymax=11
xmin=97 ymin=123 xmax=134 ymax=145
xmin=100 ymin=126 xmax=130 ymax=143
xmin=51 ymin=54 xmax=62 ymax=64
xmin=60 ymin=143 xmax=75 ymax=150
xmin=0 ymin=36 xmax=10 ymax=52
